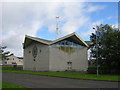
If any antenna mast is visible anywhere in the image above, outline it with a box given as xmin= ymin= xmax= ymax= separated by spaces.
xmin=56 ymin=16 xmax=59 ymax=39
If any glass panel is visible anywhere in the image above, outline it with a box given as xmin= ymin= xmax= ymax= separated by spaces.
xmin=51 ymin=40 xmax=85 ymax=53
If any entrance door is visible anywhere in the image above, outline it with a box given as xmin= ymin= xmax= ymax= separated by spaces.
xmin=67 ymin=61 xmax=72 ymax=70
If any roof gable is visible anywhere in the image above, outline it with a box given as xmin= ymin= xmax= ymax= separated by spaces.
xmin=23 ymin=35 xmax=52 ymax=49
xmin=50 ymin=32 xmax=88 ymax=47
xmin=23 ymin=32 xmax=88 ymax=49
xmin=26 ymin=35 xmax=52 ymax=44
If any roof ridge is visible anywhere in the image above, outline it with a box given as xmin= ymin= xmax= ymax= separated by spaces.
xmin=24 ymin=32 xmax=88 ymax=47
xmin=25 ymin=35 xmax=52 ymax=42
xmin=50 ymin=32 xmax=88 ymax=47
xmin=51 ymin=32 xmax=76 ymax=44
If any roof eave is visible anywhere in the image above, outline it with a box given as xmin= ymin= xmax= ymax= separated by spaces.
xmin=50 ymin=32 xmax=75 ymax=45
xmin=74 ymin=33 xmax=89 ymax=47
xmin=50 ymin=32 xmax=89 ymax=47
xmin=23 ymin=35 xmax=50 ymax=49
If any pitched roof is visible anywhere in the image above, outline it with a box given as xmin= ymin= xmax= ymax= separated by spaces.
xmin=50 ymin=32 xmax=88 ymax=47
xmin=23 ymin=35 xmax=52 ymax=48
xmin=23 ymin=32 xmax=89 ymax=49
xmin=25 ymin=35 xmax=52 ymax=44
xmin=6 ymin=54 xmax=14 ymax=57
xmin=85 ymin=41 xmax=93 ymax=45
xmin=6 ymin=54 xmax=23 ymax=59
xmin=17 ymin=57 xmax=23 ymax=59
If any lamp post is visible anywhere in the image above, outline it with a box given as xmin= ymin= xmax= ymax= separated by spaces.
xmin=93 ymin=27 xmax=99 ymax=76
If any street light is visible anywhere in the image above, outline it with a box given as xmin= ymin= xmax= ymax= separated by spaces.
xmin=93 ymin=27 xmax=99 ymax=76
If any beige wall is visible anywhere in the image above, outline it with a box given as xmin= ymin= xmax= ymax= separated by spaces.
xmin=49 ymin=46 xmax=88 ymax=71
xmin=5 ymin=55 xmax=23 ymax=65
xmin=49 ymin=46 xmax=68 ymax=71
xmin=24 ymin=42 xmax=88 ymax=71
xmin=71 ymin=48 xmax=88 ymax=71
xmin=23 ymin=41 xmax=49 ymax=71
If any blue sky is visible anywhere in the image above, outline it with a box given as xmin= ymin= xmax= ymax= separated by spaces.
xmin=1 ymin=1 xmax=118 ymax=56
xmin=36 ymin=2 xmax=118 ymax=41
xmin=88 ymin=2 xmax=118 ymax=23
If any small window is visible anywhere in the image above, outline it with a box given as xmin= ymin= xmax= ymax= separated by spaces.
xmin=40 ymin=50 xmax=41 ymax=52
xmin=19 ymin=60 xmax=21 ymax=62
xmin=12 ymin=62 xmax=16 ymax=64
xmin=67 ymin=62 xmax=72 ymax=64
xmin=13 ymin=58 xmax=14 ymax=60
xmin=33 ymin=59 xmax=35 ymax=61
xmin=29 ymin=51 xmax=31 ymax=53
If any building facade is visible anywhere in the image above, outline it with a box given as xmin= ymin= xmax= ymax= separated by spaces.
xmin=3 ymin=54 xmax=23 ymax=65
xmin=23 ymin=33 xmax=88 ymax=71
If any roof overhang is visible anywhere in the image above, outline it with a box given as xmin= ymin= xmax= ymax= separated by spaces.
xmin=23 ymin=35 xmax=50 ymax=49
xmin=50 ymin=32 xmax=89 ymax=47
xmin=23 ymin=32 xmax=89 ymax=49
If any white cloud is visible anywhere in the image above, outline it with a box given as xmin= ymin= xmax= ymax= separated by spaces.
xmin=107 ymin=16 xmax=113 ymax=20
xmin=80 ymin=20 xmax=104 ymax=38
xmin=2 ymin=0 xmax=119 ymax=2
xmin=86 ymin=4 xmax=106 ymax=12
xmin=1 ymin=1 xmax=106 ymax=56
xmin=112 ymin=23 xmax=118 ymax=28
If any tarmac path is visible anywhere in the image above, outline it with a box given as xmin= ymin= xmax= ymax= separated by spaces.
xmin=2 ymin=72 xmax=119 ymax=88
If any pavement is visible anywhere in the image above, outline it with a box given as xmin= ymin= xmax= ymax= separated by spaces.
xmin=2 ymin=72 xmax=119 ymax=88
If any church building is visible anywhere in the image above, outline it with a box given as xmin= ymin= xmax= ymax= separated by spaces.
xmin=23 ymin=32 xmax=88 ymax=71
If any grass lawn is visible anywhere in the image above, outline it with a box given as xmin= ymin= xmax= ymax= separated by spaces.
xmin=3 ymin=68 xmax=120 ymax=81
xmin=2 ymin=82 xmax=27 ymax=88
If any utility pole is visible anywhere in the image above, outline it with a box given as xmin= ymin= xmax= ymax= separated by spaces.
xmin=93 ymin=27 xmax=99 ymax=76
xmin=56 ymin=16 xmax=59 ymax=39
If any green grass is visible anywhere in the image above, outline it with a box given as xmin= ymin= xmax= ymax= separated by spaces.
xmin=2 ymin=66 xmax=23 ymax=70
xmin=2 ymin=82 xmax=27 ymax=88
xmin=3 ymin=69 xmax=120 ymax=81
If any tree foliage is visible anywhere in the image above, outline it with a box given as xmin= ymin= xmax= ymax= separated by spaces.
xmin=0 ymin=46 xmax=10 ymax=60
xmin=90 ymin=24 xmax=120 ymax=74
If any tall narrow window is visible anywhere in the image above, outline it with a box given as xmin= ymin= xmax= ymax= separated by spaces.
xmin=32 ymin=45 xmax=38 ymax=58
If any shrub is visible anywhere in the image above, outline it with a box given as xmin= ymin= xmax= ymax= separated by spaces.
xmin=87 ymin=67 xmax=97 ymax=74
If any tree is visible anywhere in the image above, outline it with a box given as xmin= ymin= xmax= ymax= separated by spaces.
xmin=0 ymin=46 xmax=10 ymax=60
xmin=90 ymin=24 xmax=120 ymax=74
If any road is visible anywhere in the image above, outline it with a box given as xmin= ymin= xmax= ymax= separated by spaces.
xmin=2 ymin=72 xmax=119 ymax=88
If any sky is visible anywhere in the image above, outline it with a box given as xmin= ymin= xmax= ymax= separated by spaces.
xmin=0 ymin=0 xmax=119 ymax=57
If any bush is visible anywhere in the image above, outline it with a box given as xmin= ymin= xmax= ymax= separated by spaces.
xmin=87 ymin=67 xmax=96 ymax=74
xmin=87 ymin=66 xmax=120 ymax=75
